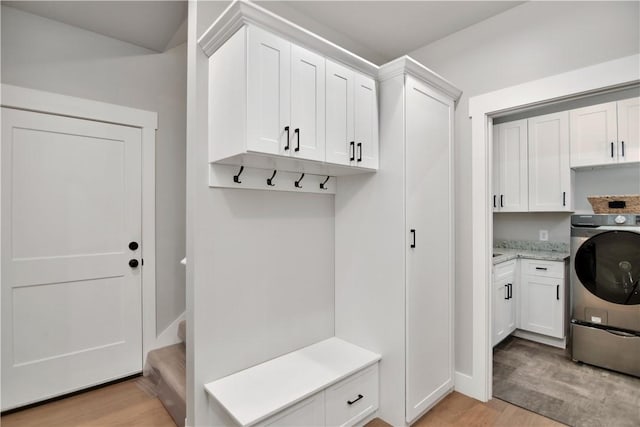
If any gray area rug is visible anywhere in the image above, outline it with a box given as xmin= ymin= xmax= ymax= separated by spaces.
xmin=493 ymin=336 xmax=640 ymax=427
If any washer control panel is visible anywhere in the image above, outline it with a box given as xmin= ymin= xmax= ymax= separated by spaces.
xmin=572 ymin=214 xmax=640 ymax=227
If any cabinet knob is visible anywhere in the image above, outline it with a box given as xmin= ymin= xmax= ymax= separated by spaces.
xmin=129 ymin=259 xmax=139 ymax=268
xmin=129 ymin=241 xmax=139 ymax=251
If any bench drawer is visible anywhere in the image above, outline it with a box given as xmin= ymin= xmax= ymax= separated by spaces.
xmin=325 ymin=364 xmax=378 ymax=427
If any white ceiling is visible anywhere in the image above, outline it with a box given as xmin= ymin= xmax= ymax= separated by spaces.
xmin=4 ymin=1 xmax=523 ymax=61
xmin=4 ymin=1 xmax=188 ymax=52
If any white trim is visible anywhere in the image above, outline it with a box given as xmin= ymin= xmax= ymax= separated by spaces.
xmin=1 ymin=84 xmax=157 ymax=129
xmin=197 ymin=0 xmax=378 ymax=77
xmin=453 ymin=371 xmax=475 ymax=397
xmin=467 ymin=54 xmax=640 ymax=402
xmin=377 ymin=56 xmax=462 ymax=103
xmin=153 ymin=311 xmax=186 ymax=349
xmin=1 ymin=84 xmax=159 ymax=363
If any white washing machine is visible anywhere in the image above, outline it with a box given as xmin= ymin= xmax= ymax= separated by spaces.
xmin=570 ymin=214 xmax=640 ymax=377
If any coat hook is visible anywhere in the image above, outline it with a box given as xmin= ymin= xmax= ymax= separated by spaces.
xmin=233 ymin=166 xmax=244 ymax=183
xmin=267 ymin=170 xmax=277 ymax=186
xmin=294 ymin=173 xmax=305 ymax=188
xmin=319 ymin=176 xmax=330 ymax=190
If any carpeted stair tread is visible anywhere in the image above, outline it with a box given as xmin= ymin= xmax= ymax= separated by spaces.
xmin=177 ymin=320 xmax=186 ymax=344
xmin=146 ymin=343 xmax=186 ymax=426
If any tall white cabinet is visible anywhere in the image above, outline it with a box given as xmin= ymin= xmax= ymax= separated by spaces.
xmin=336 ymin=57 xmax=460 ymax=426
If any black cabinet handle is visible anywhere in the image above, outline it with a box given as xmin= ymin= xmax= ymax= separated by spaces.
xmin=493 ymin=195 xmax=496 ymax=208
xmin=129 ymin=259 xmax=139 ymax=268
xmin=504 ymin=284 xmax=509 ymax=300
xmin=357 ymin=142 xmax=362 ymax=162
xmin=611 ymin=142 xmax=614 ymax=158
xmin=350 ymin=141 xmax=355 ymax=161
xmin=129 ymin=241 xmax=139 ymax=251
xmin=410 ymin=229 xmax=416 ymax=248
xmin=500 ymin=195 xmax=504 ymax=208
xmin=509 ymin=283 xmax=512 ymax=299
xmin=535 ymin=267 xmax=547 ymax=271
xmin=294 ymin=128 xmax=300 ymax=152
xmin=347 ymin=394 xmax=364 ymax=405
xmin=284 ymin=126 xmax=290 ymax=151
xmin=621 ymin=140 xmax=625 ymax=157
xmin=557 ymin=285 xmax=560 ymax=300
xmin=563 ymin=191 xmax=566 ymax=207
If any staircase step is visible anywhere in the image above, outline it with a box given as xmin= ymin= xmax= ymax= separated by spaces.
xmin=178 ymin=320 xmax=186 ymax=344
xmin=146 ymin=343 xmax=185 ymax=427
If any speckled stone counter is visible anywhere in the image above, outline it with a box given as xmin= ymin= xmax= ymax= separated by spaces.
xmin=493 ymin=240 xmax=569 ymax=265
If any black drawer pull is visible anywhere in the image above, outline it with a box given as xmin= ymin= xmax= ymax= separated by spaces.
xmin=535 ymin=267 xmax=547 ymax=271
xmin=357 ymin=142 xmax=362 ymax=162
xmin=621 ymin=140 xmax=625 ymax=157
xmin=500 ymin=195 xmax=504 ymax=208
xmin=284 ymin=126 xmax=290 ymax=151
xmin=410 ymin=229 xmax=416 ymax=248
xmin=504 ymin=285 xmax=509 ymax=300
xmin=563 ymin=191 xmax=566 ymax=207
xmin=557 ymin=284 xmax=560 ymax=300
xmin=350 ymin=141 xmax=355 ymax=161
xmin=294 ymin=128 xmax=300 ymax=152
xmin=347 ymin=394 xmax=364 ymax=405
xmin=493 ymin=195 xmax=496 ymax=208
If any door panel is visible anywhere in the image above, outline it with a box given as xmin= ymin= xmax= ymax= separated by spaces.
xmin=1 ymin=108 xmax=142 ymax=410
xmin=247 ymin=26 xmax=291 ymax=156
xmin=354 ymin=74 xmax=378 ymax=169
xmin=617 ymin=97 xmax=640 ymax=164
xmin=495 ymin=120 xmax=528 ymax=211
xmin=325 ymin=59 xmax=354 ymax=165
xmin=521 ymin=275 xmax=563 ymax=338
xmin=291 ymin=44 xmax=325 ymax=161
xmin=405 ymin=77 xmax=453 ymax=422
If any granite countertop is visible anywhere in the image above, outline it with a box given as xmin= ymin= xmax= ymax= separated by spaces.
xmin=492 ymin=240 xmax=569 ymax=265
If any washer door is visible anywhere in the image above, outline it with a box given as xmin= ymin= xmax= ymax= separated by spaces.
xmin=575 ymin=230 xmax=640 ymax=305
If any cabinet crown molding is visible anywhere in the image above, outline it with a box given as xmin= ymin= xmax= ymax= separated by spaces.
xmin=197 ymin=0 xmax=379 ymax=77
xmin=378 ymin=56 xmax=462 ymax=103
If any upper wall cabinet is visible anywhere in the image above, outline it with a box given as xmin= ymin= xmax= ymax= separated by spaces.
xmin=493 ymin=119 xmax=528 ymax=212
xmin=326 ymin=60 xmax=379 ymax=169
xmin=569 ymin=98 xmax=640 ymax=168
xmin=200 ymin=1 xmax=379 ymax=177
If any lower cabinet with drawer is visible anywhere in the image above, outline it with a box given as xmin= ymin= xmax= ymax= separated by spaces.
xmin=205 ymin=338 xmax=381 ymax=427
xmin=519 ymin=259 xmax=566 ymax=339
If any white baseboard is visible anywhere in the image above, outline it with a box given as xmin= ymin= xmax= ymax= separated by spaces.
xmin=150 ymin=311 xmax=186 ymax=353
xmin=454 ymin=371 xmax=485 ymax=402
xmin=513 ymin=329 xmax=566 ymax=349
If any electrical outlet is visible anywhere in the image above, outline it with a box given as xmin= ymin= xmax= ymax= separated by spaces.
xmin=539 ymin=230 xmax=549 ymax=241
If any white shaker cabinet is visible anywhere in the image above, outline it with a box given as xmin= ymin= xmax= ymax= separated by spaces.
xmin=527 ymin=111 xmax=573 ymax=212
xmin=492 ymin=260 xmax=517 ymax=347
xmin=493 ymin=120 xmax=528 ymax=212
xmin=325 ymin=60 xmax=378 ymax=168
xmin=569 ymin=99 xmax=640 ymax=168
xmin=520 ymin=260 xmax=565 ymax=339
xmin=336 ymin=57 xmax=459 ymax=426
xmin=617 ymin=97 xmax=640 ymax=164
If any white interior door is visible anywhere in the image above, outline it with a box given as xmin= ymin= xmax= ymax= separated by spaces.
xmin=1 ymin=107 xmax=143 ymax=410
xmin=405 ymin=77 xmax=453 ymax=422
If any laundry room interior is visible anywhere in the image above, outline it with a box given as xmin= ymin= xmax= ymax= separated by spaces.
xmin=1 ymin=1 xmax=639 ymax=427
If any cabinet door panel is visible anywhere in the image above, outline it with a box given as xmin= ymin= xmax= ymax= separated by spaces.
xmin=354 ymin=74 xmax=378 ymax=169
xmin=617 ymin=97 xmax=640 ymax=164
xmin=495 ymin=120 xmax=528 ymax=212
xmin=569 ymin=102 xmax=617 ymax=167
xmin=405 ymin=77 xmax=453 ymax=422
xmin=247 ymin=26 xmax=291 ymax=156
xmin=325 ymin=60 xmax=354 ymax=166
xmin=520 ymin=275 xmax=563 ymax=338
xmin=291 ymin=45 xmax=325 ymax=162
xmin=528 ymin=112 xmax=571 ymax=211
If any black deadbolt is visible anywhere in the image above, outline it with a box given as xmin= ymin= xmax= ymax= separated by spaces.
xmin=129 ymin=241 xmax=139 ymax=251
xmin=129 ymin=259 xmax=139 ymax=268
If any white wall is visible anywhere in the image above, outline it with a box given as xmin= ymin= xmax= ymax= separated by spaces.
xmin=188 ymin=2 xmax=339 ymax=425
xmin=410 ymin=1 xmax=640 ymax=376
xmin=1 ymin=5 xmax=187 ymax=333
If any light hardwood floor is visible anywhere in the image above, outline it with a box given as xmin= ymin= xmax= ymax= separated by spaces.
xmin=2 ymin=381 xmax=561 ymax=427
xmin=1 ymin=378 xmax=175 ymax=427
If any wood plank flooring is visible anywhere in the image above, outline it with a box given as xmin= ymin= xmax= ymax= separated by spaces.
xmin=1 ymin=379 xmax=175 ymax=427
xmin=2 ymin=381 xmax=560 ymax=427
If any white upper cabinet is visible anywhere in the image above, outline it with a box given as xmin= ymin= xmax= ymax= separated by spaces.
xmin=528 ymin=111 xmax=572 ymax=212
xmin=202 ymin=4 xmax=380 ymax=177
xmin=493 ymin=119 xmax=528 ymax=212
xmin=570 ymin=99 xmax=640 ymax=168
xmin=617 ymin=97 xmax=640 ymax=164
xmin=325 ymin=60 xmax=379 ymax=169
xmin=290 ymin=45 xmax=325 ymax=161
xmin=354 ymin=74 xmax=379 ymax=169
xmin=246 ymin=26 xmax=291 ymax=156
